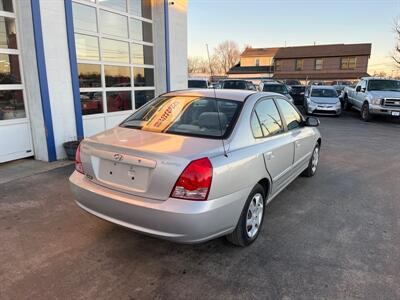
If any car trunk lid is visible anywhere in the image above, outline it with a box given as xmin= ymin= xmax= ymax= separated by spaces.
xmin=80 ymin=126 xmax=223 ymax=201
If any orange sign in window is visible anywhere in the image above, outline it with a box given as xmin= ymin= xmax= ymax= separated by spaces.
xmin=142 ymin=96 xmax=198 ymax=132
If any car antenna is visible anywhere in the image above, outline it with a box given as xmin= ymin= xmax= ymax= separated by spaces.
xmin=207 ymin=44 xmax=228 ymax=157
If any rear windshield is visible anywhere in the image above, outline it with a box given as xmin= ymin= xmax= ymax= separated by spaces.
xmin=188 ymin=80 xmax=208 ymax=88
xmin=311 ymin=88 xmax=337 ymax=97
xmin=263 ymin=84 xmax=288 ymax=94
xmin=222 ymin=81 xmax=246 ymax=89
xmin=121 ymin=96 xmax=242 ymax=138
xmin=368 ymin=80 xmax=400 ymax=91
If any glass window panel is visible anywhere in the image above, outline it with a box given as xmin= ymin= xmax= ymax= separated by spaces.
xmin=0 ymin=54 xmax=21 ymax=84
xmin=105 ymin=65 xmax=131 ymax=87
xmin=131 ymin=43 xmax=153 ymax=65
xmin=99 ymin=0 xmax=126 ymax=12
xmin=0 ymin=90 xmax=25 ymax=120
xmin=75 ymin=34 xmax=100 ymax=60
xmin=0 ymin=17 xmax=17 ymax=49
xmin=72 ymin=2 xmax=97 ymax=33
xmin=81 ymin=92 xmax=103 ymax=115
xmin=134 ymin=90 xmax=154 ymax=109
xmin=78 ymin=64 xmax=101 ymax=88
xmin=129 ymin=0 xmax=152 ymax=19
xmin=100 ymin=10 xmax=128 ymax=38
xmin=102 ymin=38 xmax=129 ymax=63
xmin=134 ymin=67 xmax=154 ymax=86
xmin=254 ymin=99 xmax=283 ymax=137
xmin=131 ymin=18 xmax=152 ymax=42
xmin=0 ymin=0 xmax=13 ymax=12
xmin=275 ymin=98 xmax=302 ymax=131
xmin=107 ymin=91 xmax=132 ymax=112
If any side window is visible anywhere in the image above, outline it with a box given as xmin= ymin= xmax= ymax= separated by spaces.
xmin=276 ymin=98 xmax=302 ymax=130
xmin=252 ymin=99 xmax=284 ymax=138
xmin=360 ymin=80 xmax=366 ymax=90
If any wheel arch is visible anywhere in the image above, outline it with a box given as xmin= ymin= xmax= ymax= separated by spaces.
xmin=257 ymin=178 xmax=271 ymax=200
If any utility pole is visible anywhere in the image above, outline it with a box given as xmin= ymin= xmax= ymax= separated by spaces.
xmin=206 ymin=44 xmax=214 ymax=81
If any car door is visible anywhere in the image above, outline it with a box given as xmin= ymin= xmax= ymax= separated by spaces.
xmin=251 ymin=97 xmax=295 ymax=194
xmin=275 ymin=98 xmax=316 ymax=175
xmin=353 ymin=80 xmax=366 ymax=108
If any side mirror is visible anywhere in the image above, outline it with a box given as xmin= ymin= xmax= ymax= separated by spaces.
xmin=355 ymin=86 xmax=361 ymax=92
xmin=361 ymin=87 xmax=366 ymax=92
xmin=305 ymin=116 xmax=320 ymax=127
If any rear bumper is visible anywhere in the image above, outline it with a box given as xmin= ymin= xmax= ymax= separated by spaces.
xmin=69 ymin=171 xmax=250 ymax=243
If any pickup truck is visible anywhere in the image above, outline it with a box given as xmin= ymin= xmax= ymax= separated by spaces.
xmin=342 ymin=77 xmax=400 ymax=121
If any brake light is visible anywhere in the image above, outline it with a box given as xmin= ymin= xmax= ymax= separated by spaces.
xmin=75 ymin=144 xmax=84 ymax=174
xmin=171 ymin=157 xmax=213 ymax=201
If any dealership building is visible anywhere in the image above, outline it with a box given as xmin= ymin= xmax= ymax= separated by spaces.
xmin=0 ymin=0 xmax=187 ymax=163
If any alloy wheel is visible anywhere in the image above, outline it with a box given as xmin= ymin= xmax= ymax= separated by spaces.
xmin=246 ymin=193 xmax=264 ymax=238
xmin=311 ymin=147 xmax=319 ymax=174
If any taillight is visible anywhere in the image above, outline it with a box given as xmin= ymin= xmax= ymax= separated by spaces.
xmin=170 ymin=157 xmax=213 ymax=201
xmin=75 ymin=144 xmax=84 ymax=174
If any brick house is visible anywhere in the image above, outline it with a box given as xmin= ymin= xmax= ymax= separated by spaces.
xmin=228 ymin=43 xmax=371 ymax=82
xmin=273 ymin=43 xmax=371 ymax=81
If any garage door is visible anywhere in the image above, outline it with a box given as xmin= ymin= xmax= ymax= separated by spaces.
xmin=0 ymin=1 xmax=34 ymax=163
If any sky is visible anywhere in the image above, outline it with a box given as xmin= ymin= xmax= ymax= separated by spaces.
xmin=188 ymin=0 xmax=400 ymax=75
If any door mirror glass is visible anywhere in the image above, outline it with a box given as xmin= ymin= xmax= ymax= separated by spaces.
xmin=305 ymin=116 xmax=320 ymax=127
xmin=355 ymin=85 xmax=361 ymax=92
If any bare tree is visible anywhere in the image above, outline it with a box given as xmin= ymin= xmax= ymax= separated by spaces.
xmin=187 ymin=56 xmax=209 ymax=74
xmin=393 ymin=18 xmax=400 ymax=68
xmin=213 ymin=40 xmax=240 ymax=74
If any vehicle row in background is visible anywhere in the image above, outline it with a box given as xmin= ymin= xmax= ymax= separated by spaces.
xmin=304 ymin=85 xmax=342 ymax=116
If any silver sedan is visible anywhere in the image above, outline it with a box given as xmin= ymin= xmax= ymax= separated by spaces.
xmin=70 ymin=89 xmax=321 ymax=246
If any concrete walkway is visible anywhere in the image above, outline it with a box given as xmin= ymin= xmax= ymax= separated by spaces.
xmin=0 ymin=158 xmax=72 ymax=184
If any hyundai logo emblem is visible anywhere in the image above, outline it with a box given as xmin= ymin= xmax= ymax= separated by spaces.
xmin=113 ymin=153 xmax=123 ymax=161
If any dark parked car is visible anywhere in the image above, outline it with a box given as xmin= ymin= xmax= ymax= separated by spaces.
xmin=283 ymin=79 xmax=301 ymax=86
xmin=289 ymin=85 xmax=306 ymax=106
xmin=220 ymin=80 xmax=256 ymax=90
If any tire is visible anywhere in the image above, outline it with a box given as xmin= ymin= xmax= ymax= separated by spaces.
xmin=301 ymin=144 xmax=320 ymax=177
xmin=226 ymin=184 xmax=266 ymax=247
xmin=361 ymin=102 xmax=372 ymax=122
xmin=344 ymin=95 xmax=352 ymax=111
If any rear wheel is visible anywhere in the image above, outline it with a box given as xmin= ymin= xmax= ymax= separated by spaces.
xmin=361 ymin=102 xmax=372 ymax=122
xmin=226 ymin=184 xmax=265 ymax=247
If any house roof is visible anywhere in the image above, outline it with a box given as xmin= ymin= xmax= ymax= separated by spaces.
xmin=241 ymin=47 xmax=279 ymax=57
xmin=274 ymin=43 xmax=372 ymax=59
xmin=227 ymin=65 xmax=274 ymax=75
xmin=273 ymin=71 xmax=370 ymax=80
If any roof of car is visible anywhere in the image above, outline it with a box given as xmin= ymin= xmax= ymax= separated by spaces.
xmin=310 ymin=85 xmax=335 ymax=89
xmin=165 ymin=89 xmax=257 ymax=102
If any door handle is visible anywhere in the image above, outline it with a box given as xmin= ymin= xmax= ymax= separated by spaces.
xmin=295 ymin=141 xmax=301 ymax=148
xmin=265 ymin=151 xmax=275 ymax=160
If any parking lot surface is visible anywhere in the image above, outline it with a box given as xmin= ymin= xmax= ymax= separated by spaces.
xmin=1 ymin=111 xmax=399 ymax=299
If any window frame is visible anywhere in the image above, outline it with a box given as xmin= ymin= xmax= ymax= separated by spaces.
xmin=250 ymin=97 xmax=286 ymax=139
xmin=341 ymin=56 xmax=357 ymax=70
xmin=0 ymin=3 xmax=30 ymax=124
xmin=295 ymin=59 xmax=304 ymax=71
xmin=72 ymin=0 xmax=155 ymax=116
xmin=275 ymin=59 xmax=281 ymax=71
xmin=315 ymin=58 xmax=323 ymax=70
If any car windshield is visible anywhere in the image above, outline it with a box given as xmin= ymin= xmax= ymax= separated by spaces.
xmin=222 ymin=81 xmax=246 ymax=89
xmin=121 ymin=96 xmax=242 ymax=138
xmin=311 ymin=88 xmax=337 ymax=97
xmin=368 ymin=80 xmax=400 ymax=91
xmin=188 ymin=80 xmax=208 ymax=88
xmin=263 ymin=84 xmax=287 ymax=94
